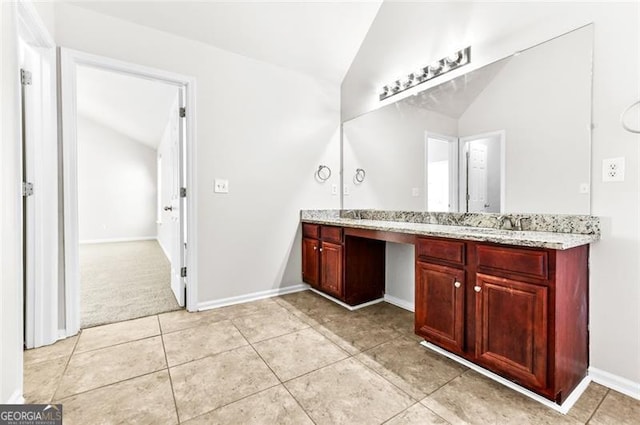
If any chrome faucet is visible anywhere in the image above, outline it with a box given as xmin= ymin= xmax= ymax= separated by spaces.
xmin=497 ymin=215 xmax=514 ymax=230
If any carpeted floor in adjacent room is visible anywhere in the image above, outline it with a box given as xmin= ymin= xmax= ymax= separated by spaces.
xmin=80 ymin=240 xmax=181 ymax=328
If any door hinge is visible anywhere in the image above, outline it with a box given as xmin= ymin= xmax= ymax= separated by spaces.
xmin=179 ymin=107 xmax=186 ymax=118
xmin=22 ymin=182 xmax=34 ymax=197
xmin=180 ymin=187 xmax=187 ymax=198
xmin=181 ymin=267 xmax=187 ymax=278
xmin=21 ymin=69 xmax=32 ymax=85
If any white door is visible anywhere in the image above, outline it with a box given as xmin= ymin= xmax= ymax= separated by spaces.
xmin=162 ymin=93 xmax=186 ymax=307
xmin=467 ymin=142 xmax=489 ymax=212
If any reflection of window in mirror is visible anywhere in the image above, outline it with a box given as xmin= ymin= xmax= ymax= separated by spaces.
xmin=426 ymin=134 xmax=458 ymax=212
xmin=460 ymin=131 xmax=505 ymax=213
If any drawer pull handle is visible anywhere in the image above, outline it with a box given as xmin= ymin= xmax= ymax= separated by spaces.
xmin=474 ymin=285 xmax=481 ymax=293
xmin=454 ymin=281 xmax=461 ymax=288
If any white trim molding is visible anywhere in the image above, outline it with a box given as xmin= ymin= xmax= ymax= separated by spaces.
xmin=421 ymin=341 xmax=590 ymax=414
xmin=589 ymin=367 xmax=640 ymax=400
xmin=383 ymin=294 xmax=414 ymax=312
xmin=6 ymin=389 xmax=26 ymax=405
xmin=60 ymin=48 xmax=198 ymax=334
xmin=198 ymin=284 xmax=310 ymax=311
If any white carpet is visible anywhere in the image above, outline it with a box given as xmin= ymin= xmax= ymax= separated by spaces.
xmin=80 ymin=240 xmax=181 ymax=328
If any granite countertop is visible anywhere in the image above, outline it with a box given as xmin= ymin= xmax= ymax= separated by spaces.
xmin=301 ymin=217 xmax=599 ymax=250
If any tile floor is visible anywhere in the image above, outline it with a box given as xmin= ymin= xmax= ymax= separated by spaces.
xmin=24 ymin=290 xmax=640 ymax=424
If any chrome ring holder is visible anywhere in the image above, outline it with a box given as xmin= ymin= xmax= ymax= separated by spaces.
xmin=621 ymin=100 xmax=640 ymax=134
xmin=316 ymin=165 xmax=331 ymax=181
xmin=354 ymin=168 xmax=366 ymax=183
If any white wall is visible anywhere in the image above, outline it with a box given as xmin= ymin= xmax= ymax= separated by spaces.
xmin=342 ymin=1 xmax=640 ymax=392
xmin=77 ymin=116 xmax=157 ymax=242
xmin=343 ymin=103 xmax=457 ymax=210
xmin=0 ymin=1 xmax=24 ymax=404
xmin=54 ymin=3 xmax=341 ymax=304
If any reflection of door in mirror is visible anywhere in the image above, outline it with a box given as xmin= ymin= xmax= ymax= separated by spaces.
xmin=460 ymin=131 xmax=504 ymax=213
xmin=426 ymin=134 xmax=458 ymax=212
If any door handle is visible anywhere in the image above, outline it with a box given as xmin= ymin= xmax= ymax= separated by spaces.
xmin=164 ymin=206 xmax=173 ymax=211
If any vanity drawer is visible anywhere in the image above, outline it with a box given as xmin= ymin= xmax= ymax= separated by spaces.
xmin=321 ymin=226 xmax=343 ymax=243
xmin=476 ymin=244 xmax=548 ymax=280
xmin=302 ymin=223 xmax=320 ymax=239
xmin=416 ymin=237 xmax=465 ymax=266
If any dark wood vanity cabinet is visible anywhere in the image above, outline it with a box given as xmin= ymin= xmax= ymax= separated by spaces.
xmin=415 ymin=236 xmax=589 ymax=404
xmin=302 ymin=223 xmax=385 ymax=305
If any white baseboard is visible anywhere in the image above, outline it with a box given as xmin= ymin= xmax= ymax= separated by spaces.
xmin=383 ymin=294 xmax=414 ymax=312
xmin=589 ymin=367 xmax=640 ymax=400
xmin=198 ymin=284 xmax=310 ymax=311
xmin=421 ymin=341 xmax=589 ymax=414
xmin=6 ymin=389 xmax=25 ymax=404
xmin=308 ymin=288 xmax=384 ymax=311
xmin=79 ymin=236 xmax=157 ymax=244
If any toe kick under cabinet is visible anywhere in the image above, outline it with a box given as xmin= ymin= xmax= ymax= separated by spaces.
xmin=415 ymin=236 xmax=589 ymax=404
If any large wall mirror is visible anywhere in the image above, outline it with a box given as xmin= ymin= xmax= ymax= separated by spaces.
xmin=343 ymin=25 xmax=593 ymax=215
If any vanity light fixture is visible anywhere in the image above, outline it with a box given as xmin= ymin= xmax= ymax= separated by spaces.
xmin=379 ymin=46 xmax=471 ymax=101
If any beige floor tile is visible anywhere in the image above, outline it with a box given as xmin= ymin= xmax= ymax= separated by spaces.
xmin=60 ymin=370 xmax=177 ymax=425
xmin=357 ymin=302 xmax=416 ymax=337
xmin=217 ymin=298 xmax=284 ymax=318
xmin=24 ymin=356 xmax=68 ymax=404
xmin=285 ymin=357 xmax=414 ymax=425
xmin=384 ymin=403 xmax=449 ymax=425
xmin=276 ymin=290 xmax=355 ymax=324
xmin=162 ymin=320 xmax=248 ymax=366
xmin=182 ymin=385 xmax=314 ymax=425
xmin=315 ymin=313 xmax=401 ymax=355
xmin=24 ymin=336 xmax=78 ymax=365
xmin=159 ymin=309 xmax=228 ymax=334
xmin=253 ymin=327 xmax=349 ymax=381
xmin=422 ymin=370 xmax=582 ymax=425
xmin=589 ymin=390 xmax=640 ymax=425
xmin=75 ymin=315 xmax=160 ymax=353
xmin=170 ymin=345 xmax=279 ymax=422
xmin=356 ymin=337 xmax=467 ymax=399
xmin=566 ymin=382 xmax=608 ymax=422
xmin=55 ymin=336 xmax=166 ymax=399
xmin=232 ymin=307 xmax=310 ymax=343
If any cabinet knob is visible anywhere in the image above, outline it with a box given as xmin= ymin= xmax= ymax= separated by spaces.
xmin=454 ymin=281 xmax=461 ymax=288
xmin=319 ymin=248 xmax=323 ymax=252
xmin=474 ymin=285 xmax=481 ymax=293
xmin=313 ymin=246 xmax=317 ymax=250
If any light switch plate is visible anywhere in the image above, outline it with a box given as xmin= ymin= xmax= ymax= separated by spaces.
xmin=602 ymin=157 xmax=625 ymax=182
xmin=214 ymin=179 xmax=229 ymax=193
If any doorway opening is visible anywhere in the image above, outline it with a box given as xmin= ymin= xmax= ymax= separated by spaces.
xmin=459 ymin=131 xmax=506 ymax=213
xmin=75 ymin=65 xmax=184 ymax=328
xmin=61 ymin=49 xmax=198 ymax=336
xmin=425 ymin=133 xmax=458 ymax=212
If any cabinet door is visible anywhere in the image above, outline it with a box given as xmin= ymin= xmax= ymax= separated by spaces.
xmin=302 ymin=238 xmax=319 ymax=287
xmin=415 ymin=262 xmax=465 ymax=352
xmin=474 ymin=273 xmax=548 ymax=389
xmin=320 ymin=241 xmax=343 ymax=298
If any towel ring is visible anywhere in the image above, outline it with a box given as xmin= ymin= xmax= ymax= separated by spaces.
xmin=355 ymin=168 xmax=366 ymax=183
xmin=316 ymin=165 xmax=331 ymax=181
xmin=621 ymin=100 xmax=640 ymax=134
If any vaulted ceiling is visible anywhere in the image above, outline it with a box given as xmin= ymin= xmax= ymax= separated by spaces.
xmin=69 ymin=1 xmax=383 ymax=84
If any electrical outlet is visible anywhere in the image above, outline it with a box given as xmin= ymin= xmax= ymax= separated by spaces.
xmin=602 ymin=157 xmax=625 ymax=182
xmin=343 ymin=185 xmax=350 ymax=196
xmin=214 ymin=179 xmax=229 ymax=193
xmin=411 ymin=187 xmax=420 ymax=197
xmin=331 ymin=184 xmax=338 ymax=195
